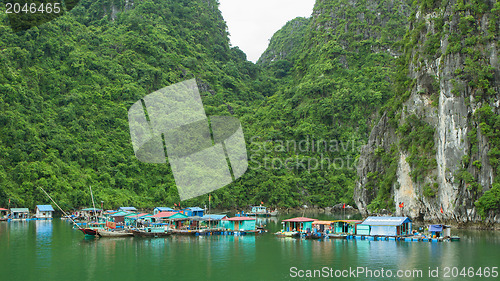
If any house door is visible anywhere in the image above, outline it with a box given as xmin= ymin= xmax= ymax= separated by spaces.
xmin=234 ymin=222 xmax=240 ymax=231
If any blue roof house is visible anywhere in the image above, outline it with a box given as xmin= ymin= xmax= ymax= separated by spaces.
xmin=201 ymin=214 xmax=228 ymax=228
xmin=359 ymin=217 xmax=412 ymax=236
xmin=429 ymin=224 xmax=451 ymax=238
xmin=35 ymin=205 xmax=55 ymax=220
xmin=183 ymin=207 xmax=204 ymax=217
xmin=154 ymin=207 xmax=175 ymax=215
xmin=119 ymin=207 xmax=137 ymax=212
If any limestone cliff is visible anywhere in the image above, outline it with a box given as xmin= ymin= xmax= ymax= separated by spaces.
xmin=355 ymin=0 xmax=500 ymax=226
xmin=258 ymin=17 xmax=310 ymax=65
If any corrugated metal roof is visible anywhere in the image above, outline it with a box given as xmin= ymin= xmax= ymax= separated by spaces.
xmin=282 ymin=217 xmax=317 ymax=223
xmin=127 ymin=213 xmax=150 ymax=218
xmin=429 ymin=225 xmax=443 ymax=232
xmin=119 ymin=207 xmax=137 ymax=211
xmin=361 ymin=216 xmax=412 ymax=226
xmin=111 ymin=211 xmax=130 ymax=217
xmin=11 ymin=208 xmax=29 ymax=212
xmin=150 ymin=211 xmax=178 ymax=218
xmin=312 ymin=220 xmax=335 ymax=225
xmin=186 ymin=207 xmax=204 ymax=211
xmin=155 ymin=207 xmax=174 ymax=211
xmin=0 ymin=208 xmax=9 ymax=211
xmin=429 ymin=224 xmax=450 ymax=231
xmin=202 ymin=214 xmax=227 ymax=220
xmin=81 ymin=208 xmax=101 ymax=211
xmin=332 ymin=220 xmax=363 ymax=224
xmin=36 ymin=205 xmax=55 ymax=212
xmin=223 ymin=217 xmax=256 ymax=221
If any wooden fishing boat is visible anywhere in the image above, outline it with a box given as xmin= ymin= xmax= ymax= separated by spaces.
xmin=98 ymin=229 xmax=133 ymax=237
xmin=78 ymin=222 xmax=105 ymax=237
xmin=247 ymin=206 xmax=278 ymax=217
xmin=79 ymin=228 xmax=98 ymax=236
xmin=131 ymin=229 xmax=171 ymax=237
xmin=274 ymin=231 xmax=300 ymax=238
xmin=326 ymin=233 xmax=348 ymax=239
xmin=171 ymin=229 xmax=202 ymax=235
xmin=305 ymin=232 xmax=323 ymax=239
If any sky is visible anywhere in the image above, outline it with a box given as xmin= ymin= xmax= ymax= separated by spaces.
xmin=218 ymin=0 xmax=316 ymax=63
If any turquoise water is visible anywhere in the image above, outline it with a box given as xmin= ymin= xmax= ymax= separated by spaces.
xmin=0 ymin=218 xmax=498 ymax=281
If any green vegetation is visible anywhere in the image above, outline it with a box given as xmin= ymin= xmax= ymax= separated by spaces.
xmin=0 ymin=0 xmax=498 ymax=218
xmin=398 ymin=114 xmax=437 ymax=183
xmin=0 ymin=0 xmax=262 ymax=209
xmin=365 ymin=145 xmax=399 ymax=212
xmin=475 ymin=183 xmax=500 ymax=219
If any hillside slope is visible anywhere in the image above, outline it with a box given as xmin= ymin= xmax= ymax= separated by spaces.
xmin=0 ymin=0 xmax=261 ymax=209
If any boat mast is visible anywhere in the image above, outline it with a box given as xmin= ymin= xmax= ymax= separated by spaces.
xmin=38 ymin=186 xmax=83 ymax=230
xmin=90 ymin=186 xmax=97 ymax=221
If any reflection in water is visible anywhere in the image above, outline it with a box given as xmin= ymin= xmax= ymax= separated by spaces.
xmin=35 ymin=220 xmax=53 ymax=269
xmin=0 ymin=219 xmax=499 ymax=281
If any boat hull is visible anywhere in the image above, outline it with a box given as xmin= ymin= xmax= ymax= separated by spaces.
xmin=327 ymin=234 xmax=348 ymax=239
xmin=305 ymin=233 xmax=322 ymax=239
xmin=98 ymin=229 xmax=133 ymax=237
xmin=79 ymin=228 xmax=98 ymax=236
xmin=274 ymin=231 xmax=300 ymax=238
xmin=131 ymin=230 xmax=171 ymax=238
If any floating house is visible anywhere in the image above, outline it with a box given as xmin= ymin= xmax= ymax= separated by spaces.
xmin=201 ymin=214 xmax=227 ymax=229
xmin=312 ymin=221 xmax=335 ymax=233
xmin=428 ymin=224 xmax=451 ymax=238
xmin=119 ymin=207 xmax=137 ymax=212
xmin=150 ymin=211 xmax=189 ymax=228
xmin=10 ymin=208 xmax=30 ymax=220
xmin=281 ymin=217 xmax=317 ymax=233
xmin=34 ymin=205 xmax=55 ymax=220
xmin=124 ymin=213 xmax=151 ymax=226
xmin=153 ymin=207 xmax=175 ymax=215
xmin=0 ymin=208 xmax=8 ymax=220
xmin=222 ymin=217 xmax=256 ymax=231
xmin=358 ymin=216 xmax=412 ymax=236
xmin=182 ymin=207 xmax=204 ymax=217
xmin=332 ymin=220 xmax=363 ymax=234
xmin=108 ymin=211 xmax=130 ymax=223
xmin=79 ymin=208 xmax=102 ymax=218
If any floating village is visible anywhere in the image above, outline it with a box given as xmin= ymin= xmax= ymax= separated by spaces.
xmin=0 ymin=204 xmax=460 ymax=242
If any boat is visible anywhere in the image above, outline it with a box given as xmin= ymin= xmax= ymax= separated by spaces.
xmin=171 ymin=229 xmax=203 ymax=235
xmin=131 ymin=228 xmax=171 ymax=237
xmin=78 ymin=222 xmax=106 ymax=237
xmin=274 ymin=231 xmax=300 ymax=238
xmin=305 ymin=233 xmax=322 ymax=239
xmin=326 ymin=233 xmax=348 ymax=239
xmin=247 ymin=206 xmax=278 ymax=217
xmin=98 ymin=229 xmax=133 ymax=237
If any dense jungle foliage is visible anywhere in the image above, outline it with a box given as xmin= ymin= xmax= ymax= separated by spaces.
xmin=0 ymin=0 xmax=498 ymax=216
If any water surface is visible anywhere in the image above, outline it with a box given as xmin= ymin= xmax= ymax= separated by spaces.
xmin=0 ymin=218 xmax=498 ymax=281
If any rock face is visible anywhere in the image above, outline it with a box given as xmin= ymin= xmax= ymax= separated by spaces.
xmin=258 ymin=17 xmax=310 ymax=65
xmin=355 ymin=0 xmax=500 ymax=225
